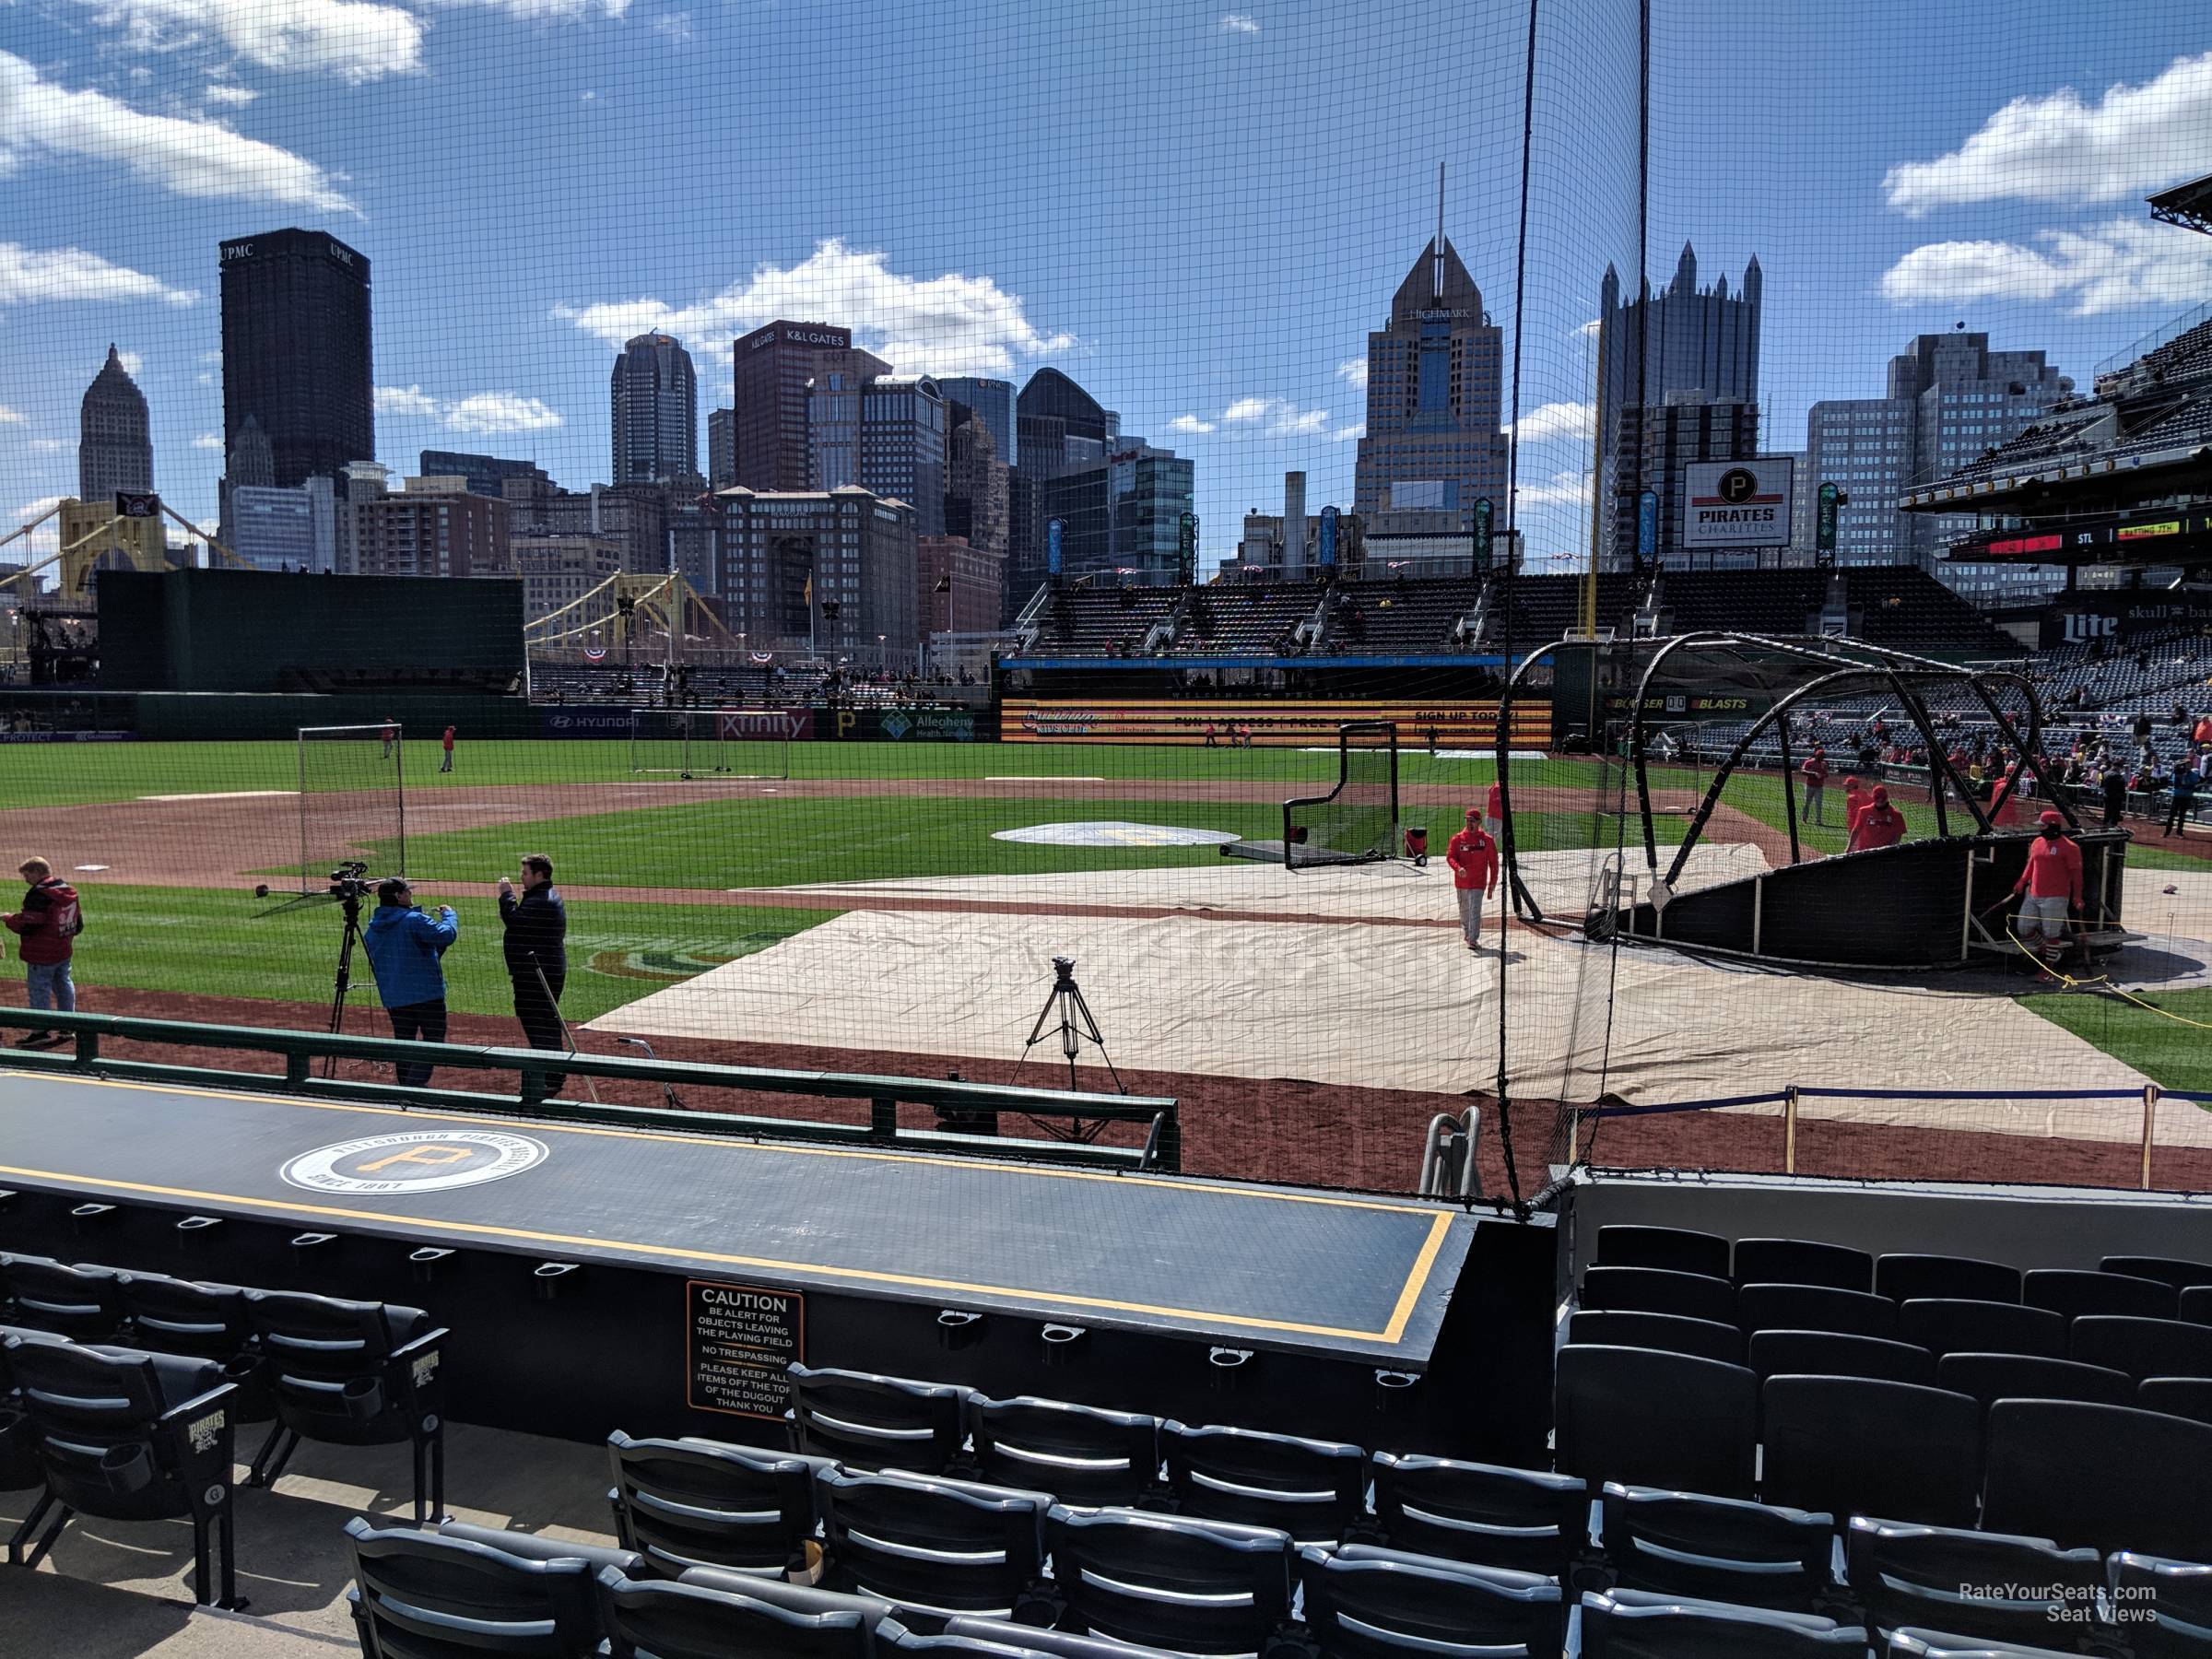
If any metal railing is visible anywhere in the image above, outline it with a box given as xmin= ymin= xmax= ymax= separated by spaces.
xmin=0 ymin=1008 xmax=1179 ymax=1173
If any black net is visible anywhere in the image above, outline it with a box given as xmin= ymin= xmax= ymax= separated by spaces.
xmin=295 ymin=723 xmax=406 ymax=893
xmin=629 ymin=709 xmax=792 ymax=781
xmin=1287 ymin=723 xmax=1402 ymax=869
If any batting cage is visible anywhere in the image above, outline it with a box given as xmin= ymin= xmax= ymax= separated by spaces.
xmin=295 ymin=724 xmax=406 ymax=894
xmin=1279 ymin=722 xmax=1403 ymax=869
xmin=628 ymin=709 xmax=794 ymax=781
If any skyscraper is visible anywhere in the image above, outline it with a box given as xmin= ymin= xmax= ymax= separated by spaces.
xmin=707 ymin=407 xmax=736 ymax=488
xmin=419 ymin=450 xmax=552 ymax=500
xmin=78 ymin=346 xmax=153 ymax=503
xmin=945 ymin=406 xmax=1009 ymax=572
xmin=219 ymin=229 xmax=373 ymax=491
xmin=610 ymin=333 xmax=698 ymax=485
xmin=1352 ymin=232 xmax=1507 ymax=522
xmin=856 ymin=377 xmax=947 ymax=536
xmin=1008 ymin=367 xmax=1113 ymax=617
xmin=730 ymin=321 xmax=888 ymax=490
xmin=1595 ymin=244 xmax=1763 ymax=569
xmin=935 ymin=377 xmax=1014 ymax=468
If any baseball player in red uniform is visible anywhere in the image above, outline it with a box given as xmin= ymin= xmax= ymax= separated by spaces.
xmin=1484 ymin=779 xmax=1505 ymax=838
xmin=1446 ymin=807 xmax=1500 ymax=951
xmin=1849 ymin=786 xmax=1907 ymax=852
xmin=2011 ymin=810 xmax=2083 ymax=964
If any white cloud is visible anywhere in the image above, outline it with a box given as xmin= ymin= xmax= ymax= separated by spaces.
xmin=1335 ymin=358 xmax=1368 ymax=390
xmin=423 ymin=0 xmax=631 ymax=21
xmin=651 ymin=10 xmax=692 ymax=43
xmin=29 ymin=437 xmax=65 ymax=452
xmin=1169 ymin=414 xmax=1216 ymax=434
xmin=376 ymin=384 xmax=564 ymax=432
xmin=200 ymin=349 xmax=222 ymax=365
xmin=554 ymin=238 xmax=1073 ymax=378
xmin=1210 ymin=395 xmax=1330 ymax=436
xmin=1514 ymin=471 xmax=1592 ymax=509
xmin=115 ymin=348 xmax=144 ymax=376
xmin=0 ymin=53 xmax=356 ymax=212
xmin=192 ymin=431 xmax=224 ymax=449
xmin=1886 ymin=52 xmax=2212 ymax=218
xmin=17 ymin=496 xmax=65 ymax=522
xmin=1512 ymin=400 xmax=1594 ymax=443
xmin=1218 ymin=12 xmax=1258 ymax=33
xmin=580 ymin=88 xmax=597 ymax=102
xmin=0 ymin=406 xmax=25 ymax=425
xmin=204 ymin=82 xmax=257 ymax=107
xmin=1220 ymin=397 xmax=1269 ymax=423
xmin=1331 ymin=422 xmax=1364 ymax=442
xmin=68 ymin=0 xmax=425 ymax=85
xmin=0 ymin=242 xmax=197 ymax=308
xmin=1574 ymin=318 xmax=1602 ymax=339
xmin=1880 ymin=218 xmax=2212 ymax=316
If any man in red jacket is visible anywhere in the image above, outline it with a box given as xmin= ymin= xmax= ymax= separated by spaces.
xmin=1850 ymin=786 xmax=1907 ymax=852
xmin=5 ymin=856 xmax=81 ymax=1048
xmin=1484 ymin=778 xmax=1505 ymax=838
xmin=1800 ymin=747 xmax=1830 ymax=825
xmin=2011 ymin=810 xmax=2084 ymax=965
xmin=1446 ymin=807 xmax=1500 ymax=951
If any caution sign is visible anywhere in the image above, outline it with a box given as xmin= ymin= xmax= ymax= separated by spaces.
xmin=687 ymin=1280 xmax=805 ymax=1418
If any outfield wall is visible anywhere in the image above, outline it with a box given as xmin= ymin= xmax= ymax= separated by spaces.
xmin=1001 ymin=698 xmax=1553 ymax=746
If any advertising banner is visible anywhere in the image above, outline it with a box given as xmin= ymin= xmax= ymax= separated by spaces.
xmin=1001 ymin=699 xmax=1550 ymax=747
xmin=2040 ymin=593 xmax=2212 ymax=648
xmin=1682 ymin=458 xmax=1794 ymax=550
xmin=815 ymin=706 xmax=995 ymax=742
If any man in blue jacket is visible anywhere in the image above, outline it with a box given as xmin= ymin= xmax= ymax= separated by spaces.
xmin=362 ymin=877 xmax=457 ymax=1088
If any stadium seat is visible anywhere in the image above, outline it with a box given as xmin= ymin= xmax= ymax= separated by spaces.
xmin=1595 ymin=1225 xmax=1732 ymax=1280
xmin=430 ymin=1518 xmax=647 ymax=1577
xmin=787 ymin=1362 xmax=970 ymax=1474
xmin=1369 ymin=1452 xmax=1588 ymax=1577
xmin=1759 ymin=1377 xmax=1983 ymax=1527
xmin=110 ymin=1273 xmax=268 ymax=1419
xmin=5 ymin=1335 xmax=241 ymax=1606
xmin=879 ymin=1618 xmax=1184 ymax=1656
xmin=1160 ymin=1418 xmax=1367 ymax=1545
xmin=966 ymin=1394 xmax=1160 ymax=1506
xmin=1599 ymin=1482 xmax=1834 ymax=1611
xmin=1934 ymin=1352 xmax=2135 ymax=1410
xmin=815 ymin=1465 xmax=1048 ymax=1617
xmin=2109 ymin=1552 xmax=2212 ymax=1659
xmin=1297 ymin=1544 xmax=1564 ymax=1658
xmin=1566 ymin=1311 xmax=1744 ymax=1365
xmin=594 ymin=1567 xmax=872 ymax=1658
xmin=1884 ymin=1628 xmax=2087 ymax=1657
xmin=677 ymin=1566 xmax=897 ymax=1631
xmin=1737 ymin=1283 xmax=1899 ymax=1338
xmin=2139 ymin=1377 xmax=2212 ymax=1426
xmin=2102 ymin=1255 xmax=2212 ymax=1291
xmin=1747 ymin=1329 xmax=1936 ymax=1386
xmin=1896 ymin=1299 xmax=2065 ymax=1359
xmin=1579 ymin=1589 xmax=1867 ymax=1655
xmin=2070 ymin=1314 xmax=2212 ymax=1381
xmin=0 ymin=1324 xmax=69 ymax=1506
xmin=345 ymin=1514 xmax=606 ymax=1657
xmin=1876 ymin=1255 xmax=2022 ymax=1306
xmin=1043 ymin=1505 xmax=1295 ymax=1654
xmin=1733 ymin=1239 xmax=1875 ymax=1292
xmin=1983 ymin=1400 xmax=2212 ymax=1559
xmin=2188 ymin=1287 xmax=2212 ymax=1327
xmin=1580 ymin=1266 xmax=1737 ymax=1325
xmin=2023 ymin=1268 xmax=2180 ymax=1322
xmin=0 ymin=1254 xmax=125 ymax=1340
xmin=243 ymin=1288 xmax=448 ymax=1524
xmin=1843 ymin=1517 xmax=2101 ymax=1648
xmin=605 ymin=1430 xmax=820 ymax=1578
xmin=1554 ymin=1346 xmax=1757 ymax=1500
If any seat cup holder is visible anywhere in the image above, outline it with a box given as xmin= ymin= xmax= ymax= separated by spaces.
xmin=936 ymin=1309 xmax=984 ymax=1351
xmin=1207 ymin=1347 xmax=1253 ymax=1392
xmin=1373 ymin=1369 xmax=1419 ymax=1415
xmin=222 ymin=1355 xmax=259 ymax=1384
xmin=341 ymin=1376 xmax=385 ymax=1422
xmin=100 ymin=1441 xmax=154 ymax=1495
xmin=1041 ymin=1324 xmax=1086 ymax=1367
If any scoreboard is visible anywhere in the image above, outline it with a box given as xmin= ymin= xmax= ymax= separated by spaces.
xmin=1949 ymin=506 xmax=2212 ymax=566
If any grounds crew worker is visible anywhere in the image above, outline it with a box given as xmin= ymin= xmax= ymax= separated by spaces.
xmin=2011 ymin=810 xmax=2084 ymax=968
xmin=6 ymin=856 xmax=83 ymax=1049
xmin=1446 ymin=807 xmax=1500 ymax=952
xmin=499 ymin=853 xmax=570 ymax=1093
xmin=362 ymin=878 xmax=456 ymax=1088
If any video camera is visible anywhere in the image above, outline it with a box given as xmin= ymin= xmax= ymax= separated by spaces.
xmin=327 ymin=861 xmax=376 ymax=901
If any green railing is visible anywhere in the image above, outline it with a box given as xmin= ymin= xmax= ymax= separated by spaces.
xmin=0 ymin=1008 xmax=1178 ymax=1172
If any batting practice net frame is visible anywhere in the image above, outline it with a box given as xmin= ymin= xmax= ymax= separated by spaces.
xmin=628 ymin=709 xmax=793 ymax=781
xmin=296 ymin=724 xmax=406 ymax=895
xmin=1283 ymin=721 xmax=1402 ymax=869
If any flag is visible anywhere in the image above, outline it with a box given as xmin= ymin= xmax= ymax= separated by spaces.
xmin=803 ymin=573 xmax=812 ymax=606
xmin=935 ymin=573 xmax=951 ymax=594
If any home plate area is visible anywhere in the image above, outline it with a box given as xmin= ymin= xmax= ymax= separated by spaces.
xmin=991 ymin=821 xmax=1243 ymax=848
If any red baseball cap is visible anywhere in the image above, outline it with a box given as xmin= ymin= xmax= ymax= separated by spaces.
xmin=2039 ymin=810 xmax=2065 ymax=826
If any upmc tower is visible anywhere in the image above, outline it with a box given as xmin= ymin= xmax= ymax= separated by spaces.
xmin=730 ymin=320 xmax=887 ymax=491
xmin=219 ymin=229 xmax=374 ymax=491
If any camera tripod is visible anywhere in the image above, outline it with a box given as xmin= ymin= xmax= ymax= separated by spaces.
xmin=1014 ymin=957 xmax=1124 ymax=1140
xmin=321 ymin=864 xmax=374 ymax=1078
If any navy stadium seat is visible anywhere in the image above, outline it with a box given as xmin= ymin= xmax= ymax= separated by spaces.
xmin=677 ymin=1566 xmax=896 ymax=1633
xmin=1554 ymin=1346 xmax=1757 ymax=1500
xmin=345 ymin=1515 xmax=606 ymax=1658
xmin=880 ymin=1618 xmax=1183 ymax=1656
xmin=1877 ymin=1255 xmax=2021 ymax=1306
xmin=1896 ymin=1299 xmax=2065 ymax=1359
xmin=1934 ymin=1352 xmax=2134 ymax=1410
xmin=2070 ymin=1314 xmax=2212 ymax=1382
xmin=1298 ymin=1544 xmax=1564 ymax=1658
xmin=595 ymin=1567 xmax=872 ymax=1658
xmin=1884 ymin=1629 xmax=2086 ymax=1657
xmin=2139 ymin=1377 xmax=2212 ymax=1426
xmin=815 ymin=1465 xmax=1048 ymax=1618
xmin=1579 ymin=1589 xmax=1867 ymax=1655
xmin=111 ymin=1273 xmax=267 ymax=1419
xmin=1733 ymin=1239 xmax=1873 ymax=1292
xmin=1747 ymin=1329 xmax=1935 ymax=1386
xmin=1599 ymin=1482 xmax=1833 ymax=1611
xmin=2103 ymin=1255 xmax=2212 ymax=1291
xmin=1737 ymin=1284 xmax=1898 ymax=1338
xmin=1566 ymin=1311 xmax=1744 ymax=1365
xmin=2023 ymin=1268 xmax=2179 ymax=1323
xmin=6 ymin=1335 xmax=241 ymax=1606
xmin=1369 ymin=1452 xmax=1587 ymax=1577
xmin=1843 ymin=1517 xmax=2101 ymax=1649
xmin=0 ymin=1254 xmax=125 ymax=1340
xmin=966 ymin=1394 xmax=1159 ymax=1507
xmin=606 ymin=1430 xmax=819 ymax=1578
xmin=1160 ymin=1419 xmax=1367 ymax=1545
xmin=2187 ymin=1286 xmax=2212 ymax=1327
xmin=787 ymin=1363 xmax=969 ymax=1475
xmin=1043 ymin=1505 xmax=1295 ymax=1655
xmin=1983 ymin=1400 xmax=2212 ymax=1559
xmin=1580 ymin=1266 xmax=1736 ymax=1324
xmin=2109 ymin=1551 xmax=2212 ymax=1659
xmin=430 ymin=1518 xmax=646 ymax=1577
xmin=1759 ymin=1376 xmax=1983 ymax=1527
xmin=1596 ymin=1224 xmax=1732 ymax=1280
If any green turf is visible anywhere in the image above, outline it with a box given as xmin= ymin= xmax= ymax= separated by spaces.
xmin=2023 ymin=988 xmax=2212 ymax=1094
xmin=0 ymin=885 xmax=830 ymax=1022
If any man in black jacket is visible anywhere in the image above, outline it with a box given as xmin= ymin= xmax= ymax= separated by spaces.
xmin=498 ymin=853 xmax=569 ymax=1093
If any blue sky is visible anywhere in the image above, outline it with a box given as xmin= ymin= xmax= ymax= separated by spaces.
xmin=3 ymin=0 xmax=2210 ymax=577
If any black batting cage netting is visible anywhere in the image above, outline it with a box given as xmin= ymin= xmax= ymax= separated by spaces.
xmin=5 ymin=0 xmax=2212 ymax=1201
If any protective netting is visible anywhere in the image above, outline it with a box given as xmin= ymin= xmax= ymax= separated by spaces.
xmin=295 ymin=724 xmax=406 ymax=893
xmin=1287 ymin=724 xmax=1401 ymax=868
xmin=629 ymin=709 xmax=792 ymax=781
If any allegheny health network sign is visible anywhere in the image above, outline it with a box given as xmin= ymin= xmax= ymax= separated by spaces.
xmin=1682 ymin=458 xmax=1794 ymax=550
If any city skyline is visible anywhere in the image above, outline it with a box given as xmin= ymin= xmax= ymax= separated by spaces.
xmin=4 ymin=1 xmax=2210 ymax=581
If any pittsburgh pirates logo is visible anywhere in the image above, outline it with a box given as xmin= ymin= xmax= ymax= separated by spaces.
xmin=1716 ymin=467 xmax=1759 ymax=505
xmin=281 ymin=1131 xmax=547 ymax=1194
